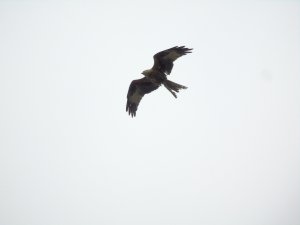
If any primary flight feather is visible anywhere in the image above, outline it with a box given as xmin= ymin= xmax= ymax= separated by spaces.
xmin=126 ymin=46 xmax=192 ymax=117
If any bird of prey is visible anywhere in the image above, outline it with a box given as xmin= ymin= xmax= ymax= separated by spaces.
xmin=126 ymin=46 xmax=192 ymax=117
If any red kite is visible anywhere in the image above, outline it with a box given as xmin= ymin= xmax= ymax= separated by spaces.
xmin=126 ymin=46 xmax=192 ymax=117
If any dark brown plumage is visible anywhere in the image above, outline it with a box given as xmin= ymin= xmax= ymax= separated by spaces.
xmin=126 ymin=46 xmax=192 ymax=117
xmin=126 ymin=77 xmax=160 ymax=117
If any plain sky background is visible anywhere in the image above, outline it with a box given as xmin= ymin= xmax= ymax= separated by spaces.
xmin=0 ymin=1 xmax=299 ymax=225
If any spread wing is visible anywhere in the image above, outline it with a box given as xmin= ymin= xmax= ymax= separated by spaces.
xmin=126 ymin=77 xmax=160 ymax=117
xmin=152 ymin=46 xmax=192 ymax=75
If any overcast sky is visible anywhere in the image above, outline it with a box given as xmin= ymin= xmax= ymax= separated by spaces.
xmin=0 ymin=1 xmax=299 ymax=225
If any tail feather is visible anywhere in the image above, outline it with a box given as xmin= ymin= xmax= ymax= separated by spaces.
xmin=163 ymin=80 xmax=187 ymax=98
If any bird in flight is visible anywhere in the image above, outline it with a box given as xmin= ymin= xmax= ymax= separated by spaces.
xmin=126 ymin=46 xmax=192 ymax=117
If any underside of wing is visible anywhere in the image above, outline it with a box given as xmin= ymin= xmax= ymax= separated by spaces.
xmin=126 ymin=77 xmax=160 ymax=117
xmin=152 ymin=46 xmax=192 ymax=75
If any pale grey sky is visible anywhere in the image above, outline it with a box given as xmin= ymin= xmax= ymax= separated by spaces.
xmin=0 ymin=1 xmax=299 ymax=225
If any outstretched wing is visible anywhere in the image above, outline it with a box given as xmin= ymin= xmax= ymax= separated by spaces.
xmin=126 ymin=77 xmax=160 ymax=117
xmin=152 ymin=46 xmax=192 ymax=75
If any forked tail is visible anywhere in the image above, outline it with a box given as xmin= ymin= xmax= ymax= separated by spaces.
xmin=163 ymin=80 xmax=187 ymax=98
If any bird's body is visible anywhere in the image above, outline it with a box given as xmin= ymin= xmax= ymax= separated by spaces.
xmin=126 ymin=46 xmax=192 ymax=117
xmin=142 ymin=68 xmax=166 ymax=83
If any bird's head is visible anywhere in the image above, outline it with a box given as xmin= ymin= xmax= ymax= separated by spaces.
xmin=141 ymin=69 xmax=151 ymax=76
